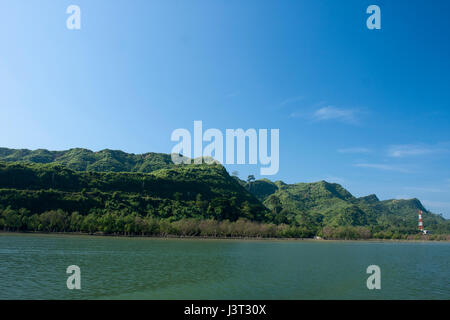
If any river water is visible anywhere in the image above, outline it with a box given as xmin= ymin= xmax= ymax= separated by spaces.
xmin=0 ymin=233 xmax=448 ymax=299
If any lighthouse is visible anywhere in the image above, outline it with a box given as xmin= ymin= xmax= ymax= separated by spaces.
xmin=418 ymin=210 xmax=430 ymax=234
xmin=418 ymin=210 xmax=424 ymax=232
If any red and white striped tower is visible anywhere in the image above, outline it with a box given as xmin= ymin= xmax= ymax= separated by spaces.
xmin=418 ymin=210 xmax=424 ymax=232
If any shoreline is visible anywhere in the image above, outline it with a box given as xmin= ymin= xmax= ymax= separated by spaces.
xmin=1 ymin=230 xmax=449 ymax=242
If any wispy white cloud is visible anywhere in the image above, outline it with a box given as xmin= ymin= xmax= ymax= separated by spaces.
xmin=338 ymin=147 xmax=372 ymax=154
xmin=354 ymin=163 xmax=410 ymax=173
xmin=289 ymin=100 xmax=369 ymax=126
xmin=387 ymin=143 xmax=450 ymax=158
xmin=311 ymin=106 xmax=361 ymax=124
xmin=277 ymin=96 xmax=304 ymax=108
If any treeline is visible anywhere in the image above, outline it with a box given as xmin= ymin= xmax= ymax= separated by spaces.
xmin=0 ymin=188 xmax=265 ymax=222
xmin=319 ymin=225 xmax=450 ymax=241
xmin=0 ymin=206 xmax=314 ymax=238
xmin=2 ymin=206 xmax=449 ymax=240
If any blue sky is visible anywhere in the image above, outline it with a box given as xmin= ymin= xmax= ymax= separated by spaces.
xmin=1 ymin=0 xmax=449 ymax=217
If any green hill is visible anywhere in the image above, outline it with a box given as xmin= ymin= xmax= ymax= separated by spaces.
xmin=0 ymin=161 xmax=265 ymax=220
xmin=0 ymin=147 xmax=449 ymax=239
xmin=244 ymin=179 xmax=449 ymax=237
xmin=0 ymin=147 xmax=175 ymax=173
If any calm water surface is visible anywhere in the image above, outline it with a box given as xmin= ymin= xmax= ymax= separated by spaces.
xmin=0 ymin=233 xmax=448 ymax=299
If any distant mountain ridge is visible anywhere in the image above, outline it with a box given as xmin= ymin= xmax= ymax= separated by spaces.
xmin=1 ymin=147 xmax=449 ymax=237
xmin=0 ymin=147 xmax=175 ymax=173
xmin=241 ymin=177 xmax=447 ymax=234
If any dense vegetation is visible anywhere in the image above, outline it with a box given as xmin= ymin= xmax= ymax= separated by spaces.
xmin=244 ymin=178 xmax=450 ymax=237
xmin=0 ymin=147 xmax=176 ymax=172
xmin=0 ymin=161 xmax=265 ymax=219
xmin=1 ymin=148 xmax=449 ymax=240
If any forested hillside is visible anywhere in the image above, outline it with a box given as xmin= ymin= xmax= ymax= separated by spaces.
xmin=0 ymin=148 xmax=175 ymax=172
xmin=0 ymin=148 xmax=449 ymax=239
xmin=244 ymin=178 xmax=450 ymax=237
